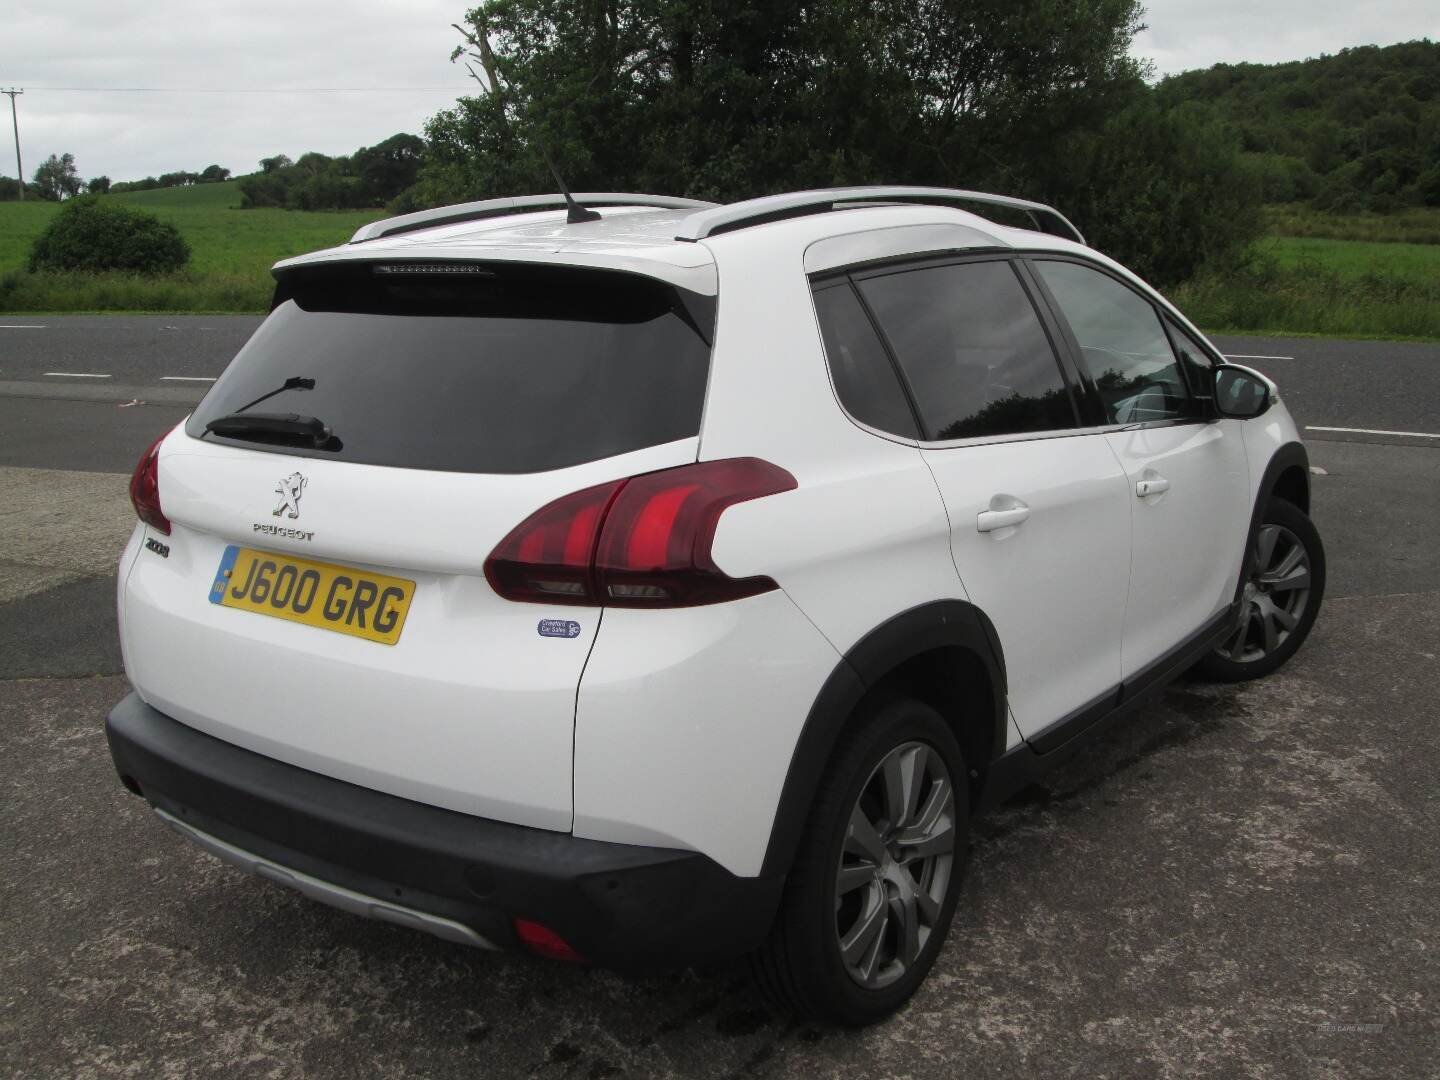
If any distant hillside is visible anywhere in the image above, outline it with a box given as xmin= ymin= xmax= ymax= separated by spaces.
xmin=1157 ymin=39 xmax=1440 ymax=211
xmin=109 ymin=180 xmax=243 ymax=210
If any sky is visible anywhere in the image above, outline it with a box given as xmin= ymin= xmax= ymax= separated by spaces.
xmin=2 ymin=1 xmax=1438 ymax=185
xmin=1135 ymin=0 xmax=1437 ymax=79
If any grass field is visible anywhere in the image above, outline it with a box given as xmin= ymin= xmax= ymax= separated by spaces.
xmin=1261 ymin=234 xmax=1440 ymax=280
xmin=1170 ymin=213 xmax=1440 ymax=340
xmin=1260 ymin=203 xmax=1440 ymax=245
xmin=0 ymin=182 xmax=381 ymax=312
xmin=110 ymin=183 xmax=246 ymax=209
xmin=1 ymin=187 xmax=1437 ymax=337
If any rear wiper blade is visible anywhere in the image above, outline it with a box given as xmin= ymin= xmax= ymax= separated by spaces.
xmin=204 ymin=411 xmax=334 ymax=447
xmin=234 ymin=375 xmax=315 ymax=415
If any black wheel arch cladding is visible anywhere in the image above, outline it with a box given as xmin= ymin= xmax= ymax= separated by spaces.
xmin=1238 ymin=441 xmax=1311 ymax=602
xmin=760 ymin=599 xmax=1006 ymax=879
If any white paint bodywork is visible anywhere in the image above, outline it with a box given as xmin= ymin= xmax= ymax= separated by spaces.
xmin=920 ymin=433 xmax=1131 ymax=739
xmin=1104 ymin=421 xmax=1251 ymax=677
xmin=120 ymin=198 xmax=1305 ymax=880
xmin=573 ymin=593 xmax=840 ymax=875
xmin=123 ymin=427 xmax=700 ymax=831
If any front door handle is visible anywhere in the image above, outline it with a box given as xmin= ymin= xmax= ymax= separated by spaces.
xmin=1136 ymin=475 xmax=1171 ymax=498
xmin=977 ymin=502 xmax=1031 ymax=533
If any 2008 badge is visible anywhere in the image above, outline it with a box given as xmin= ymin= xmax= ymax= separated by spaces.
xmin=537 ymin=619 xmax=582 ymax=639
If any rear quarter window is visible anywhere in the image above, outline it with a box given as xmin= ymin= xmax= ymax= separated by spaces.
xmin=811 ymin=280 xmax=920 ymax=439
xmin=188 ymin=263 xmax=714 ymax=474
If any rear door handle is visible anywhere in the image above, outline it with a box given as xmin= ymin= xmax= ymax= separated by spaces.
xmin=977 ymin=503 xmax=1031 ymax=533
xmin=1136 ymin=475 xmax=1171 ymax=498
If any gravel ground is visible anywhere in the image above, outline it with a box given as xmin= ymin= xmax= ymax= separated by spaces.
xmin=0 ymin=386 xmax=1436 ymax=1077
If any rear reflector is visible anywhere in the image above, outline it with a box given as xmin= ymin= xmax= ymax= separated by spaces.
xmin=513 ymin=918 xmax=584 ymax=963
xmin=485 ymin=458 xmax=796 ymax=608
xmin=129 ymin=432 xmax=172 ymax=535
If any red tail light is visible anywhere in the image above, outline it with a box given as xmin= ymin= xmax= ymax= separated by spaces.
xmin=484 ymin=458 xmax=796 ymax=608
xmin=129 ymin=433 xmax=171 ymax=535
xmin=483 ymin=480 xmax=623 ymax=603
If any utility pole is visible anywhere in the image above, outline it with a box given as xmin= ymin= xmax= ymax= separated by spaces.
xmin=2 ymin=89 xmax=22 ymax=200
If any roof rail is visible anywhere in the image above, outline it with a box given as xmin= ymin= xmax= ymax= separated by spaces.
xmin=672 ymin=187 xmax=1085 ymax=246
xmin=350 ymin=193 xmax=718 ymax=244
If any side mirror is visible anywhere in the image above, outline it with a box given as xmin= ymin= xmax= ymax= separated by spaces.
xmin=1213 ymin=365 xmax=1271 ymax=419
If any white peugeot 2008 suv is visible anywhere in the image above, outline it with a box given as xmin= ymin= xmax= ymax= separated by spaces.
xmin=108 ymin=188 xmax=1325 ymax=1025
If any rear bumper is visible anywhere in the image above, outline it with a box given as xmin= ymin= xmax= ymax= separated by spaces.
xmin=105 ymin=692 xmax=784 ymax=969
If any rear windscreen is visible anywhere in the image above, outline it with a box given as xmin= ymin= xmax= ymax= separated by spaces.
xmin=186 ymin=263 xmax=715 ymax=474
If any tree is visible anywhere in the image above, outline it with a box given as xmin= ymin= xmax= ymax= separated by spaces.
xmin=293 ymin=151 xmax=336 ymax=175
xmin=1158 ymin=40 xmax=1440 ymax=210
xmin=354 ymin=133 xmax=426 ymax=203
xmin=414 ymin=0 xmax=1254 ymax=284
xmin=238 ymin=137 xmax=428 ymax=210
xmin=199 ymin=164 xmax=231 ymax=183
xmin=110 ymin=176 xmax=161 ymax=194
xmin=1040 ymin=97 xmax=1261 ymax=286
xmin=237 ymin=171 xmax=288 ymax=208
xmin=33 ymin=153 xmax=84 ymax=201
xmin=87 ymin=175 xmax=112 ymax=195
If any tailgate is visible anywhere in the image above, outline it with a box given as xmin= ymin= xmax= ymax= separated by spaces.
xmin=120 ymin=259 xmax=715 ymax=831
xmin=122 ymin=433 xmax=699 ymax=831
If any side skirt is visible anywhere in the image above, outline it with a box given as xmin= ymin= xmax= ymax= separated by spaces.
xmin=976 ymin=606 xmax=1237 ymax=812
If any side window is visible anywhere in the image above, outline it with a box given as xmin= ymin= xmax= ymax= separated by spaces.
xmin=1034 ymin=260 xmax=1193 ymax=425
xmin=1166 ymin=318 xmax=1217 ymax=402
xmin=855 ymin=260 xmax=1078 ymax=441
xmin=812 ymin=282 xmax=919 ymax=438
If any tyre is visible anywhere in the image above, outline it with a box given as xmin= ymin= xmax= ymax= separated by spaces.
xmin=753 ymin=697 xmax=968 ymax=1025
xmin=1197 ymin=497 xmax=1325 ymax=683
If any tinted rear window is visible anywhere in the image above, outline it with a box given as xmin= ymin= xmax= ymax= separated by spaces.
xmin=187 ymin=263 xmax=714 ymax=474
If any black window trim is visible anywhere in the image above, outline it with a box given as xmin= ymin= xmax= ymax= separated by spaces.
xmin=1159 ymin=314 xmax=1223 ymax=409
xmin=1020 ymin=252 xmax=1213 ymax=431
xmin=812 ymin=251 xmax=1092 ymax=449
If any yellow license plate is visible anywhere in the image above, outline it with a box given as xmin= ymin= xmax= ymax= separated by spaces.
xmin=209 ymin=545 xmax=414 ymax=645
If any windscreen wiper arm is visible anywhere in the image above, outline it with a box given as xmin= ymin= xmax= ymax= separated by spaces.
xmin=232 ymin=375 xmax=316 ymax=415
xmin=203 ymin=411 xmax=333 ymax=447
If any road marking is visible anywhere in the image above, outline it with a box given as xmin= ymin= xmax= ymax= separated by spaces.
xmin=159 ymin=376 xmax=217 ymax=382
xmin=1307 ymin=425 xmax=1440 ymax=439
xmin=0 ymin=324 xmax=47 ymax=329
xmin=1225 ymin=353 xmax=1294 ymax=360
xmin=43 ymin=372 xmax=111 ymax=378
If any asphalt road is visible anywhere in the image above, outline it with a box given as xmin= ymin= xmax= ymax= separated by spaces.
xmin=2 ymin=317 xmax=1438 ymax=1078
xmin=0 ymin=315 xmax=255 ymax=386
xmin=2 ymin=319 xmax=1439 ymax=476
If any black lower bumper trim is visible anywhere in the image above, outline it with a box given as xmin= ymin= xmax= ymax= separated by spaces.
xmin=106 ymin=693 xmax=783 ymax=969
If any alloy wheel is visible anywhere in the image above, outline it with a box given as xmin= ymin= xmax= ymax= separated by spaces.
xmin=834 ymin=741 xmax=956 ymax=989
xmin=1219 ymin=523 xmax=1313 ymax=664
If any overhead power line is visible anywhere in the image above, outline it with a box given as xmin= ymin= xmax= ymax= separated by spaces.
xmin=16 ymin=86 xmax=471 ymax=93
